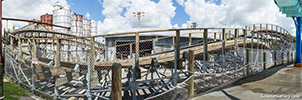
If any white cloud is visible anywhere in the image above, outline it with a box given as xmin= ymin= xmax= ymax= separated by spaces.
xmin=85 ymin=12 xmax=91 ymax=19
xmin=173 ymin=24 xmax=179 ymax=28
xmin=3 ymin=0 xmax=70 ymax=30
xmin=182 ymin=23 xmax=187 ymax=28
xmin=97 ymin=0 xmax=176 ymax=34
xmin=182 ymin=0 xmax=295 ymax=35
xmin=176 ymin=0 xmax=185 ymax=6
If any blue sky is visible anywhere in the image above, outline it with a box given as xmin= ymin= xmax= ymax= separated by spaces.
xmin=2 ymin=0 xmax=294 ymax=35
xmin=66 ymin=0 xmax=218 ymax=26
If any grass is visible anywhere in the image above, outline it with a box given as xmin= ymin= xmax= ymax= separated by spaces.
xmin=4 ymin=81 xmax=30 ymax=100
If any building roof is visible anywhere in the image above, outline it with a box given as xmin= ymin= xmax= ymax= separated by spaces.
xmin=17 ymin=23 xmax=49 ymax=31
xmin=275 ymin=0 xmax=302 ymax=17
xmin=104 ymin=28 xmax=228 ymax=39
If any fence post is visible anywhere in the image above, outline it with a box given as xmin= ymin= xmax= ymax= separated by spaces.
xmin=204 ymin=29 xmax=209 ymax=61
xmin=251 ymin=25 xmax=255 ymax=68
xmin=173 ymin=30 xmax=180 ymax=86
xmin=90 ymin=37 xmax=96 ymax=75
xmin=263 ymin=52 xmax=266 ymax=70
xmin=287 ymin=51 xmax=290 ymax=64
xmin=274 ymin=50 xmax=277 ymax=66
xmin=111 ymin=63 xmax=122 ymax=100
xmin=31 ymin=39 xmax=37 ymax=94
xmin=130 ymin=43 xmax=133 ymax=58
xmin=135 ymin=33 xmax=141 ymax=79
xmin=43 ymin=39 xmax=47 ymax=58
xmin=189 ymin=33 xmax=192 ymax=46
xmin=221 ymin=29 xmax=226 ymax=83
xmin=85 ymin=48 xmax=88 ymax=62
xmin=281 ymin=50 xmax=284 ymax=64
xmin=234 ymin=29 xmax=238 ymax=69
xmin=188 ymin=50 xmax=194 ymax=97
xmin=87 ymin=37 xmax=96 ymax=100
xmin=56 ymin=39 xmax=61 ymax=68
xmin=105 ymin=47 xmax=108 ymax=61
xmin=176 ymin=30 xmax=181 ymax=69
xmin=292 ymin=51 xmax=294 ymax=63
xmin=172 ymin=36 xmax=175 ymax=50
xmin=246 ymin=49 xmax=250 ymax=75
xmin=152 ymin=40 xmax=155 ymax=54
xmin=243 ymin=28 xmax=247 ymax=75
xmin=214 ymin=32 xmax=216 ymax=41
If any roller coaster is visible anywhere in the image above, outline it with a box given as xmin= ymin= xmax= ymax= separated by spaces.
xmin=3 ymin=23 xmax=295 ymax=100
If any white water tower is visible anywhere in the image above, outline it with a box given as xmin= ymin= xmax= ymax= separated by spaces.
xmin=53 ymin=5 xmax=71 ymax=34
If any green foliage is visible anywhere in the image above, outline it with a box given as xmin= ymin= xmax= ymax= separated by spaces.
xmin=4 ymin=82 xmax=30 ymax=100
xmin=272 ymin=40 xmax=278 ymax=44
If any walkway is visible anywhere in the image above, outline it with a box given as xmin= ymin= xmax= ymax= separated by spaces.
xmin=191 ymin=64 xmax=302 ymax=100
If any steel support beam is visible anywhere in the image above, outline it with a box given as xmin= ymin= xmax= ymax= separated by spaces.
xmin=294 ymin=17 xmax=302 ymax=67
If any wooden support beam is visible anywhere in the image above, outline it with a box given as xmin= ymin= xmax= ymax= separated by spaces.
xmin=222 ymin=29 xmax=226 ymax=55
xmin=17 ymin=38 xmax=23 ymax=61
xmin=263 ymin=52 xmax=266 ymax=70
xmin=89 ymin=37 xmax=98 ymax=89
xmin=274 ymin=50 xmax=277 ymax=66
xmin=130 ymin=43 xmax=133 ymax=58
xmin=172 ymin=36 xmax=175 ymax=50
xmin=243 ymin=29 xmax=247 ymax=48
xmin=228 ymin=30 xmax=231 ymax=40
xmin=235 ymin=29 xmax=238 ymax=46
xmin=43 ymin=39 xmax=47 ymax=58
xmin=189 ymin=33 xmax=192 ymax=46
xmin=85 ymin=48 xmax=88 ymax=62
xmin=28 ymin=39 xmax=32 ymax=56
xmin=246 ymin=48 xmax=250 ymax=75
xmin=287 ymin=51 xmax=290 ymax=64
xmin=204 ymin=29 xmax=209 ymax=61
xmin=56 ymin=39 xmax=61 ymax=68
xmin=219 ymin=33 xmax=221 ymax=40
xmin=10 ymin=36 xmax=13 ymax=50
xmin=135 ymin=33 xmax=141 ymax=79
xmin=214 ymin=32 xmax=216 ymax=41
xmin=105 ymin=47 xmax=108 ymax=61
xmin=111 ymin=63 xmax=122 ymax=100
xmin=31 ymin=39 xmax=38 ymax=58
xmin=68 ymin=40 xmax=71 ymax=61
xmin=175 ymin=30 xmax=181 ymax=69
xmin=152 ymin=40 xmax=155 ymax=54
xmin=90 ymin=37 xmax=95 ymax=69
xmin=188 ymin=50 xmax=194 ymax=97
xmin=292 ymin=52 xmax=294 ymax=63
xmin=281 ymin=50 xmax=284 ymax=64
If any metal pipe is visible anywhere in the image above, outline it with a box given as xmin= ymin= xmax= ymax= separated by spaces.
xmin=2 ymin=17 xmax=70 ymax=30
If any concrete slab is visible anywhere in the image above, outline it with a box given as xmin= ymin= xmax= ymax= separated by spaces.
xmin=191 ymin=64 xmax=302 ymax=100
